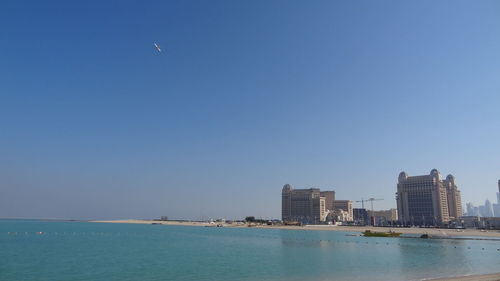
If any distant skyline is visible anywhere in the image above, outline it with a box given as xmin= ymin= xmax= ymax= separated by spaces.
xmin=1 ymin=1 xmax=500 ymax=220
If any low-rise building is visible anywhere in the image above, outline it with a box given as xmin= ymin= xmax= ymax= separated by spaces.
xmin=353 ymin=208 xmax=369 ymax=225
xmin=334 ymin=200 xmax=353 ymax=221
xmin=373 ymin=209 xmax=398 ymax=221
xmin=372 ymin=209 xmax=398 ymax=226
xmin=460 ymin=216 xmax=481 ymax=228
xmin=329 ymin=209 xmax=351 ymax=223
xmin=483 ymin=217 xmax=500 ymax=229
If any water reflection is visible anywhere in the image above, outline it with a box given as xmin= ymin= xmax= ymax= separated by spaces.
xmin=395 ymin=238 xmax=470 ymax=280
xmin=274 ymin=229 xmax=499 ymax=281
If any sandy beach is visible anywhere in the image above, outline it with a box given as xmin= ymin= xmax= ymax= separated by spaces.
xmin=92 ymin=219 xmax=500 ymax=238
xmin=428 ymin=272 xmax=500 ymax=281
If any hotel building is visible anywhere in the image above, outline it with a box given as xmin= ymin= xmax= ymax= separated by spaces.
xmin=282 ymin=184 xmax=328 ymax=224
xmin=396 ymin=169 xmax=463 ymax=226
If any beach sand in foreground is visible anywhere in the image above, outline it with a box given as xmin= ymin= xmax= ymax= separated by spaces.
xmin=428 ymin=272 xmax=500 ymax=281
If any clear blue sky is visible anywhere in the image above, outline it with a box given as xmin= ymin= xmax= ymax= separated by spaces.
xmin=1 ymin=0 xmax=500 ymax=220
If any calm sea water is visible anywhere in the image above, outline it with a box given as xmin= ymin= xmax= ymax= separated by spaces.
xmin=1 ymin=220 xmax=499 ymax=281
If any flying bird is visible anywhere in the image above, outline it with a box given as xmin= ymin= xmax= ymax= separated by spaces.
xmin=154 ymin=43 xmax=162 ymax=52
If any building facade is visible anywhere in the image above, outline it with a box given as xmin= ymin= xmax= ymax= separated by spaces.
xmin=373 ymin=209 xmax=398 ymax=222
xmin=329 ymin=209 xmax=350 ymax=223
xmin=494 ymin=180 xmax=500 ymax=217
xmin=282 ymin=184 xmax=327 ymax=224
xmin=396 ymin=169 xmax=463 ymax=226
xmin=320 ymin=191 xmax=335 ymax=212
xmin=497 ymin=180 xmax=500 ymax=204
xmin=483 ymin=217 xmax=500 ymax=229
xmin=353 ymin=208 xmax=369 ymax=225
xmin=333 ymin=200 xmax=353 ymax=221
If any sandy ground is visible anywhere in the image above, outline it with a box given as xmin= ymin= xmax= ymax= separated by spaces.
xmin=92 ymin=219 xmax=500 ymax=238
xmin=428 ymin=272 xmax=500 ymax=281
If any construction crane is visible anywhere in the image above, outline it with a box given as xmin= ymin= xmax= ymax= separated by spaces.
xmin=355 ymin=198 xmax=383 ymax=226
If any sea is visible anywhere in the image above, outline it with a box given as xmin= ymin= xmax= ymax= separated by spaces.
xmin=1 ymin=219 xmax=499 ymax=281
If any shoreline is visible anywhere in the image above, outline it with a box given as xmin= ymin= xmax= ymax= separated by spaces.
xmin=427 ymin=272 xmax=500 ymax=281
xmin=91 ymin=219 xmax=500 ymax=238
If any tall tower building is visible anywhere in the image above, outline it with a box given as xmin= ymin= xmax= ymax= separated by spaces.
xmin=494 ymin=180 xmax=500 ymax=217
xmin=443 ymin=174 xmax=463 ymax=219
xmin=282 ymin=184 xmax=326 ymax=224
xmin=396 ymin=169 xmax=463 ymax=226
xmin=497 ymin=180 xmax=500 ymax=205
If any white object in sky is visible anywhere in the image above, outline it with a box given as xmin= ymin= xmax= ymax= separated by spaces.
xmin=154 ymin=43 xmax=162 ymax=52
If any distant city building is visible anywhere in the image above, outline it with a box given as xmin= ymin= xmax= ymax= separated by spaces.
xmin=493 ymin=204 xmax=500 ymax=217
xmin=484 ymin=200 xmax=494 ymax=217
xmin=353 ymin=208 xmax=369 ymax=225
xmin=497 ymin=180 xmax=500 ymax=199
xmin=497 ymin=180 xmax=500 ymax=204
xmin=466 ymin=203 xmax=475 ymax=216
xmin=494 ymin=180 xmax=500 ymax=217
xmin=479 ymin=205 xmax=486 ymax=217
xmin=333 ymin=200 xmax=353 ymax=221
xmin=472 ymin=206 xmax=480 ymax=216
xmin=468 ymin=181 xmax=500 ymax=218
xmin=281 ymin=184 xmax=327 ymax=224
xmin=396 ymin=169 xmax=463 ymax=226
xmin=498 ymin=180 xmax=500 ymax=203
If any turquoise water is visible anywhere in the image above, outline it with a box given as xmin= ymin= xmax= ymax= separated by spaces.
xmin=1 ymin=220 xmax=499 ymax=281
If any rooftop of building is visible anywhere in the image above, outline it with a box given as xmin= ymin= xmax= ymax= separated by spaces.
xmin=282 ymin=184 xmax=335 ymax=193
xmin=398 ymin=169 xmax=455 ymax=183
